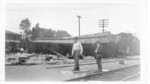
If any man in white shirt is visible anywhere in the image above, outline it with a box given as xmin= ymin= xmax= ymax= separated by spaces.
xmin=72 ymin=37 xmax=83 ymax=71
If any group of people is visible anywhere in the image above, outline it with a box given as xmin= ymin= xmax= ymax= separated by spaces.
xmin=72 ymin=37 xmax=103 ymax=72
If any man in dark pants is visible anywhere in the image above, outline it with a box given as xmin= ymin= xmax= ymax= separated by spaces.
xmin=95 ymin=41 xmax=103 ymax=72
xmin=72 ymin=37 xmax=83 ymax=71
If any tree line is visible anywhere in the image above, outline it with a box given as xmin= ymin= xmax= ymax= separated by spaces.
xmin=31 ymin=23 xmax=71 ymax=40
xmin=20 ymin=18 xmax=71 ymax=40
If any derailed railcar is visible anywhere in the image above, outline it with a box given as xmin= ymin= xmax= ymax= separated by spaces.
xmin=30 ymin=32 xmax=117 ymax=58
xmin=29 ymin=32 xmax=140 ymax=58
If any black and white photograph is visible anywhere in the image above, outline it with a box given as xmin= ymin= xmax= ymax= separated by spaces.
xmin=1 ymin=0 xmax=149 ymax=83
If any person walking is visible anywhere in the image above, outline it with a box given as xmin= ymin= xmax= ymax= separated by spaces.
xmin=95 ymin=41 xmax=103 ymax=72
xmin=72 ymin=37 xmax=83 ymax=71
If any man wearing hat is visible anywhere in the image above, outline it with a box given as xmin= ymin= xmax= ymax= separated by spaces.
xmin=72 ymin=37 xmax=83 ymax=71
xmin=95 ymin=41 xmax=103 ymax=72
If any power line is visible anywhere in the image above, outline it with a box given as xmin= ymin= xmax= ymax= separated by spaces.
xmin=98 ymin=19 xmax=109 ymax=32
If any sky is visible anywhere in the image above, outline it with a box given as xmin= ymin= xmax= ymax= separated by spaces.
xmin=6 ymin=3 xmax=140 ymax=37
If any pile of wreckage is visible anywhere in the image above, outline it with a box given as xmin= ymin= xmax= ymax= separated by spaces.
xmin=5 ymin=53 xmax=75 ymax=65
xmin=5 ymin=53 xmax=96 ymax=65
xmin=5 ymin=47 xmax=96 ymax=65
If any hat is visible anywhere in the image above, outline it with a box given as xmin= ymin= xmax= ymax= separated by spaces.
xmin=73 ymin=37 xmax=78 ymax=40
xmin=96 ymin=41 xmax=101 ymax=44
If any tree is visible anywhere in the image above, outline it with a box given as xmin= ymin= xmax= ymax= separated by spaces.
xmin=31 ymin=23 xmax=40 ymax=40
xmin=20 ymin=18 xmax=31 ymax=38
xmin=31 ymin=23 xmax=71 ymax=39
xmin=56 ymin=30 xmax=71 ymax=38
xmin=20 ymin=18 xmax=31 ymax=31
xmin=39 ymin=29 xmax=56 ymax=38
xmin=19 ymin=18 xmax=31 ymax=51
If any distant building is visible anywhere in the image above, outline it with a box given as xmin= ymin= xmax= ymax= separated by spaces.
xmin=115 ymin=33 xmax=140 ymax=56
xmin=5 ymin=30 xmax=21 ymax=53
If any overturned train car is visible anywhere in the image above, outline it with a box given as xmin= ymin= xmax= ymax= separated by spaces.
xmin=29 ymin=32 xmax=140 ymax=58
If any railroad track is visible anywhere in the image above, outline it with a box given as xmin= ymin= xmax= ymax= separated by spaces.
xmin=121 ymin=73 xmax=140 ymax=81
xmin=66 ymin=64 xmax=140 ymax=81
xmin=46 ymin=59 xmax=139 ymax=69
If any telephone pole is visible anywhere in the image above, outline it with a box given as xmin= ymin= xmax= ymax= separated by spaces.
xmin=98 ymin=19 xmax=109 ymax=32
xmin=77 ymin=16 xmax=81 ymax=36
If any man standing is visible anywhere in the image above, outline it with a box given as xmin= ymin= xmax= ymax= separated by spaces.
xmin=72 ymin=37 xmax=83 ymax=71
xmin=95 ymin=41 xmax=103 ymax=72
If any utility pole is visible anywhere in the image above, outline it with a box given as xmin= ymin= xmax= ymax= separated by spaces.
xmin=98 ymin=19 xmax=109 ymax=33
xmin=77 ymin=16 xmax=81 ymax=36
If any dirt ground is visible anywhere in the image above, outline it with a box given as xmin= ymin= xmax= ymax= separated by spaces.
xmin=5 ymin=59 xmax=140 ymax=81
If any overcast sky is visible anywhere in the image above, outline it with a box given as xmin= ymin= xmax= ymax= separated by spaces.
xmin=6 ymin=3 xmax=140 ymax=37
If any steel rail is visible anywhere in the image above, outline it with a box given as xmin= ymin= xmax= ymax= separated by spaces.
xmin=65 ymin=64 xmax=140 ymax=81
xmin=120 ymin=72 xmax=140 ymax=81
xmin=46 ymin=59 xmax=139 ymax=69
